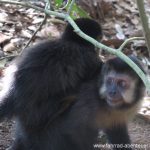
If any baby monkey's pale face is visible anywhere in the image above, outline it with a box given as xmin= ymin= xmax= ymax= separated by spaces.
xmin=100 ymin=71 xmax=137 ymax=108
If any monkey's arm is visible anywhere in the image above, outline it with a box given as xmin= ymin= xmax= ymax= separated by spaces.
xmin=105 ymin=124 xmax=132 ymax=150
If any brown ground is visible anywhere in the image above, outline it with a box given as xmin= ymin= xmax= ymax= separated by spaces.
xmin=0 ymin=116 xmax=149 ymax=150
xmin=0 ymin=121 xmax=13 ymax=150
xmin=129 ymin=117 xmax=150 ymax=150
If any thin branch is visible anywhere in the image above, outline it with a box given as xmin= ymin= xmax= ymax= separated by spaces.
xmin=0 ymin=0 xmax=150 ymax=91
xmin=118 ymin=37 xmax=145 ymax=51
xmin=0 ymin=55 xmax=18 ymax=61
xmin=67 ymin=0 xmax=75 ymax=14
xmin=0 ymin=1 xmax=44 ymax=12
xmin=48 ymin=18 xmax=66 ymax=24
xmin=0 ymin=0 xmax=66 ymax=18
xmin=136 ymin=0 xmax=150 ymax=56
xmin=47 ymin=0 xmax=51 ymax=9
xmin=23 ymin=1 xmax=50 ymax=51
xmin=23 ymin=14 xmax=48 ymax=51
xmin=59 ymin=0 xmax=70 ymax=10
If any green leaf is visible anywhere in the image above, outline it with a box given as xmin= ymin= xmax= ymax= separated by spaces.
xmin=75 ymin=5 xmax=89 ymax=18
xmin=54 ymin=0 xmax=63 ymax=8
xmin=66 ymin=2 xmax=89 ymax=19
xmin=53 ymin=0 xmax=89 ymax=18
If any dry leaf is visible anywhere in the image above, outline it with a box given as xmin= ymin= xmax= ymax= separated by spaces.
xmin=115 ymin=24 xmax=125 ymax=39
xmin=21 ymin=30 xmax=32 ymax=38
xmin=3 ymin=43 xmax=16 ymax=52
xmin=0 ymin=33 xmax=11 ymax=44
xmin=102 ymin=39 xmax=124 ymax=48
xmin=37 ymin=26 xmax=60 ymax=38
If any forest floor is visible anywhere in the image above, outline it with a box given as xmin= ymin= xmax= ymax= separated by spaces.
xmin=0 ymin=0 xmax=150 ymax=150
xmin=0 ymin=117 xmax=150 ymax=150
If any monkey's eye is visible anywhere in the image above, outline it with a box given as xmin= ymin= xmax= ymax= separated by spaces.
xmin=106 ymin=77 xmax=114 ymax=85
xmin=117 ymin=80 xmax=127 ymax=88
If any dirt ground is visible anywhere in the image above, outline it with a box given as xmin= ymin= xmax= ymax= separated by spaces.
xmin=0 ymin=121 xmax=13 ymax=150
xmin=0 ymin=116 xmax=150 ymax=150
xmin=129 ymin=117 xmax=150 ymax=150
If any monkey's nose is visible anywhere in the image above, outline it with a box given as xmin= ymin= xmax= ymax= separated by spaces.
xmin=108 ymin=90 xmax=118 ymax=98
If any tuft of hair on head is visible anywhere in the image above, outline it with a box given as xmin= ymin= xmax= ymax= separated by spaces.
xmin=102 ymin=55 xmax=145 ymax=77
xmin=62 ymin=18 xmax=102 ymax=45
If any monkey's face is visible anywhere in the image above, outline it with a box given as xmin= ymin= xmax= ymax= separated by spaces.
xmin=100 ymin=71 xmax=137 ymax=108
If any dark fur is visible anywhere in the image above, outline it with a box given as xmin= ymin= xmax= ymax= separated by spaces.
xmin=7 ymin=56 xmax=145 ymax=150
xmin=60 ymin=56 xmax=145 ymax=150
xmin=98 ymin=56 xmax=145 ymax=150
xmin=0 ymin=19 xmax=145 ymax=150
xmin=0 ymin=18 xmax=102 ymax=150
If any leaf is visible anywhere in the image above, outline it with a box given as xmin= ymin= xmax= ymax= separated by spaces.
xmin=3 ymin=43 xmax=16 ymax=52
xmin=75 ymin=4 xmax=89 ymax=18
xmin=54 ymin=0 xmax=63 ymax=8
xmin=0 ymin=33 xmax=11 ymax=44
xmin=115 ymin=24 xmax=125 ymax=39
xmin=66 ymin=2 xmax=89 ymax=19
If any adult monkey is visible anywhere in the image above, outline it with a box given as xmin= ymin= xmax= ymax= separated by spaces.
xmin=60 ymin=56 xmax=145 ymax=150
xmin=0 ymin=18 xmax=103 ymax=150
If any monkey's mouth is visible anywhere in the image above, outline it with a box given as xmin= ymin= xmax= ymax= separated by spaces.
xmin=107 ymin=98 xmax=122 ymax=107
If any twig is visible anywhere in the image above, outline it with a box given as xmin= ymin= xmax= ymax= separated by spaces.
xmin=67 ymin=0 xmax=75 ymax=15
xmin=136 ymin=0 xmax=150 ymax=56
xmin=47 ymin=0 xmax=51 ymax=9
xmin=59 ymin=0 xmax=69 ymax=10
xmin=118 ymin=37 xmax=145 ymax=51
xmin=48 ymin=18 xmax=66 ymax=24
xmin=0 ymin=0 xmax=66 ymax=18
xmin=0 ymin=55 xmax=18 ymax=61
xmin=23 ymin=0 xmax=50 ymax=51
xmin=23 ymin=14 xmax=48 ymax=51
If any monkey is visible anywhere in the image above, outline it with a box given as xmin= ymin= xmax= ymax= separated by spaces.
xmin=1 ymin=53 xmax=145 ymax=150
xmin=0 ymin=18 xmax=102 ymax=150
xmin=96 ymin=56 xmax=145 ymax=150
xmin=0 ymin=18 xmax=145 ymax=149
xmin=63 ymin=55 xmax=145 ymax=150
xmin=21 ymin=55 xmax=144 ymax=150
